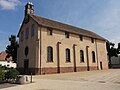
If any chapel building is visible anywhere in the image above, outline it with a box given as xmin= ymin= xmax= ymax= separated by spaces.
xmin=17 ymin=2 xmax=108 ymax=75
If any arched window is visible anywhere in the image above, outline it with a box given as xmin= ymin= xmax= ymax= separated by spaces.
xmin=80 ymin=50 xmax=84 ymax=62
xmin=66 ymin=48 xmax=70 ymax=62
xmin=92 ymin=51 xmax=95 ymax=63
xmin=21 ymin=31 xmax=24 ymax=41
xmin=31 ymin=24 xmax=35 ymax=37
xmin=47 ymin=46 xmax=53 ymax=62
xmin=25 ymin=28 xmax=29 ymax=39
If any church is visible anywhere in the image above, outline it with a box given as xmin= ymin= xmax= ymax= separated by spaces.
xmin=17 ymin=2 xmax=108 ymax=75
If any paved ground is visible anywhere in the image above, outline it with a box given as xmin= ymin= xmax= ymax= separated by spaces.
xmin=0 ymin=69 xmax=120 ymax=90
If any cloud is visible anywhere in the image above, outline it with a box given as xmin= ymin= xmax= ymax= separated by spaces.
xmin=0 ymin=0 xmax=21 ymax=10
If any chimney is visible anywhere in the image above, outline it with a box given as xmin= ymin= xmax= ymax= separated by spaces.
xmin=25 ymin=2 xmax=34 ymax=16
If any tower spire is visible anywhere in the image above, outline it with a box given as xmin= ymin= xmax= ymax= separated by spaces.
xmin=25 ymin=2 xmax=34 ymax=16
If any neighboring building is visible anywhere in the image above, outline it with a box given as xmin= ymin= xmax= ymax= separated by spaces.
xmin=0 ymin=51 xmax=12 ymax=61
xmin=17 ymin=2 xmax=108 ymax=75
xmin=111 ymin=55 xmax=120 ymax=68
xmin=0 ymin=51 xmax=16 ymax=68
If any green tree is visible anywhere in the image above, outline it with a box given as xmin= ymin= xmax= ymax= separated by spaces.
xmin=6 ymin=35 xmax=18 ymax=63
xmin=117 ymin=43 xmax=120 ymax=54
xmin=5 ymin=68 xmax=19 ymax=80
xmin=106 ymin=41 xmax=118 ymax=68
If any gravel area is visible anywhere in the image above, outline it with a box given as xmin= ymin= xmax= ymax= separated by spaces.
xmin=0 ymin=69 xmax=120 ymax=90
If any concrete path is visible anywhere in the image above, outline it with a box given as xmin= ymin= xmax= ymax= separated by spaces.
xmin=1 ymin=69 xmax=120 ymax=90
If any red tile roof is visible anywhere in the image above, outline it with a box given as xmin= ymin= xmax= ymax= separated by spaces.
xmin=0 ymin=51 xmax=12 ymax=61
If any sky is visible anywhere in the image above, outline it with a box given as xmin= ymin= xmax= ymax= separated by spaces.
xmin=0 ymin=0 xmax=120 ymax=52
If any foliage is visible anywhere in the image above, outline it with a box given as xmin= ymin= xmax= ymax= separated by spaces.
xmin=0 ymin=66 xmax=19 ymax=82
xmin=5 ymin=68 xmax=19 ymax=80
xmin=6 ymin=35 xmax=18 ymax=63
xmin=0 ymin=67 xmax=5 ymax=82
xmin=106 ymin=41 xmax=120 ymax=68
xmin=117 ymin=43 xmax=120 ymax=54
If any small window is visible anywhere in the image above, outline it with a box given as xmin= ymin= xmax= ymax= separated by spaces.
xmin=80 ymin=50 xmax=84 ymax=62
xmin=25 ymin=28 xmax=29 ymax=39
xmin=92 ymin=51 xmax=96 ymax=63
xmin=91 ymin=38 xmax=94 ymax=43
xmin=31 ymin=24 xmax=35 ymax=37
xmin=47 ymin=29 xmax=52 ymax=35
xmin=21 ymin=31 xmax=24 ymax=41
xmin=66 ymin=48 xmax=70 ymax=62
xmin=65 ymin=32 xmax=69 ymax=38
xmin=79 ymin=35 xmax=83 ymax=41
xmin=47 ymin=46 xmax=53 ymax=62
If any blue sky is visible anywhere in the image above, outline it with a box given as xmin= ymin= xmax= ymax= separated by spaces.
xmin=0 ymin=0 xmax=120 ymax=52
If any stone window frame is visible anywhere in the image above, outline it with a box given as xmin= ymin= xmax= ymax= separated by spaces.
xmin=79 ymin=35 xmax=83 ymax=41
xmin=47 ymin=28 xmax=53 ymax=36
xmin=21 ymin=31 xmax=24 ymax=41
xmin=66 ymin=48 xmax=71 ymax=62
xmin=25 ymin=27 xmax=29 ymax=39
xmin=92 ymin=51 xmax=96 ymax=63
xmin=47 ymin=46 xmax=53 ymax=62
xmin=65 ymin=32 xmax=69 ymax=38
xmin=31 ymin=24 xmax=35 ymax=37
xmin=91 ymin=38 xmax=94 ymax=43
xmin=80 ymin=50 xmax=84 ymax=63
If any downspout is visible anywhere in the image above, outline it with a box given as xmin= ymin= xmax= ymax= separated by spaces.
xmin=39 ymin=26 xmax=42 ymax=75
xmin=86 ymin=46 xmax=89 ymax=71
xmin=95 ymin=39 xmax=99 ymax=70
xmin=57 ymin=42 xmax=61 ymax=73
xmin=73 ymin=44 xmax=77 ymax=72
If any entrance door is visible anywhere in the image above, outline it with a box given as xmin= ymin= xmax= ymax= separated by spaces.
xmin=100 ymin=61 xmax=103 ymax=70
xmin=24 ymin=59 xmax=29 ymax=75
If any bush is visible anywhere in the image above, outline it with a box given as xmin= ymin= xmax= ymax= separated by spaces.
xmin=5 ymin=68 xmax=19 ymax=80
xmin=0 ymin=67 xmax=5 ymax=82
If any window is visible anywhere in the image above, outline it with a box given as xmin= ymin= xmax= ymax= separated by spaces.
xmin=91 ymin=38 xmax=94 ymax=43
xmin=47 ymin=46 xmax=53 ymax=62
xmin=65 ymin=32 xmax=69 ymax=38
xmin=92 ymin=51 xmax=96 ymax=63
xmin=80 ymin=50 xmax=84 ymax=62
xmin=79 ymin=35 xmax=83 ymax=41
xmin=47 ymin=28 xmax=52 ymax=35
xmin=66 ymin=48 xmax=70 ymax=62
xmin=31 ymin=24 xmax=35 ymax=37
xmin=21 ymin=31 xmax=24 ymax=41
xmin=26 ymin=28 xmax=29 ymax=39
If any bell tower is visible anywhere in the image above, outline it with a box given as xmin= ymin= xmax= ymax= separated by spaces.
xmin=25 ymin=2 xmax=34 ymax=16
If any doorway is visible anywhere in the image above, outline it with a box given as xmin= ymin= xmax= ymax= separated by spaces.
xmin=100 ymin=61 xmax=103 ymax=70
xmin=24 ymin=59 xmax=29 ymax=75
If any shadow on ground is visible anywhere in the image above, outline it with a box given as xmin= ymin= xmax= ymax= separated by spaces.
xmin=0 ymin=83 xmax=17 ymax=89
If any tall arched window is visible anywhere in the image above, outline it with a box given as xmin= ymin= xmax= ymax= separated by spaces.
xmin=80 ymin=50 xmax=84 ymax=62
xmin=21 ymin=31 xmax=24 ymax=41
xmin=47 ymin=46 xmax=53 ymax=62
xmin=92 ymin=51 xmax=95 ymax=63
xmin=31 ymin=24 xmax=35 ymax=37
xmin=66 ymin=48 xmax=70 ymax=62
xmin=25 ymin=28 xmax=29 ymax=39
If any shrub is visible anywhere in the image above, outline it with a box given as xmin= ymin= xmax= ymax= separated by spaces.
xmin=0 ymin=68 xmax=5 ymax=82
xmin=5 ymin=68 xmax=19 ymax=80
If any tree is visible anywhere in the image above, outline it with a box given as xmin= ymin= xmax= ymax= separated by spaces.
xmin=106 ymin=41 xmax=118 ymax=68
xmin=5 ymin=35 xmax=18 ymax=63
xmin=117 ymin=43 xmax=120 ymax=54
